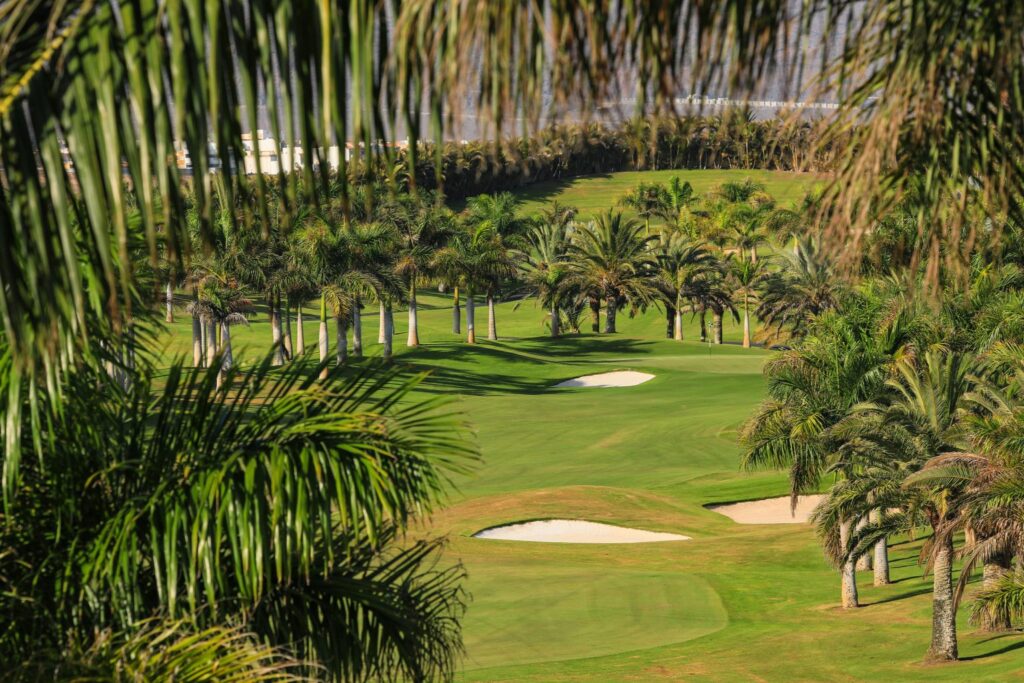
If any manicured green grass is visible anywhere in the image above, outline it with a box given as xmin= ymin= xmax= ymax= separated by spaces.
xmin=157 ymin=171 xmax=1024 ymax=680
xmin=509 ymin=168 xmax=822 ymax=220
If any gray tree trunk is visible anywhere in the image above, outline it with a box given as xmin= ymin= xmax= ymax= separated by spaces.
xmin=980 ymin=552 xmax=1012 ymax=631
xmin=550 ymin=303 xmax=560 ymax=337
xmin=699 ymin=308 xmax=707 ymax=342
xmin=205 ymin=317 xmax=217 ymax=369
xmin=840 ymin=518 xmax=859 ymax=609
xmin=192 ymin=313 xmax=203 ymax=367
xmin=604 ymin=295 xmax=617 ymax=333
xmin=872 ymin=509 xmax=890 ymax=586
xmin=466 ymin=294 xmax=476 ymax=344
xmin=295 ymin=307 xmax=305 ymax=356
xmin=487 ymin=293 xmax=498 ymax=340
xmin=166 ymin=280 xmax=174 ymax=322
xmin=336 ymin=314 xmax=348 ymax=364
xmin=283 ymin=303 xmax=293 ymax=359
xmin=673 ymin=299 xmax=684 ymax=341
xmin=856 ymin=516 xmax=873 ymax=571
xmin=926 ymin=535 xmax=958 ymax=662
xmin=382 ymin=304 xmax=394 ymax=359
xmin=452 ymin=287 xmax=461 ymax=334
xmin=590 ymin=296 xmax=600 ymax=332
xmin=712 ymin=309 xmax=723 ymax=344
xmin=218 ymin=321 xmax=233 ymax=389
xmin=742 ymin=298 xmax=751 ymax=348
xmin=352 ymin=304 xmax=363 ymax=357
xmin=378 ymin=301 xmax=386 ymax=343
xmin=271 ymin=303 xmax=284 ymax=366
xmin=408 ymin=282 xmax=419 ymax=347
xmin=318 ymin=316 xmax=329 ymax=380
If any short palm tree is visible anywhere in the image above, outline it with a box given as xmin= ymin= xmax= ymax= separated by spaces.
xmin=568 ymin=210 xmax=657 ymax=333
xmin=619 ymin=182 xmax=670 ymax=234
xmin=518 ymin=216 xmax=575 ymax=337
xmin=757 ymin=238 xmax=842 ymax=343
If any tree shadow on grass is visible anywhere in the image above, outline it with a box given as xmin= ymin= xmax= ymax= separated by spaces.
xmin=400 ymin=336 xmax=657 ymax=396
xmin=961 ymin=633 xmax=1024 ymax=661
xmin=861 ymin=584 xmax=933 ymax=606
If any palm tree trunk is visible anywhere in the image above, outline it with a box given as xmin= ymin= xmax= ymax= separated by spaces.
xmin=699 ymin=307 xmax=708 ymax=342
xmin=589 ymin=295 xmax=600 ymax=333
xmin=665 ymin=303 xmax=675 ymax=338
xmin=318 ymin=295 xmax=329 ymax=380
xmin=840 ymin=518 xmax=859 ymax=609
xmin=674 ymin=296 xmax=684 ymax=341
xmin=295 ymin=306 xmax=305 ymax=356
xmin=271 ymin=299 xmax=284 ymax=366
xmin=382 ymin=303 xmax=394 ymax=360
xmin=926 ymin=534 xmax=958 ymax=662
xmin=407 ymin=281 xmax=419 ymax=347
xmin=452 ymin=286 xmax=461 ymax=334
xmin=604 ymin=294 xmax=617 ymax=333
xmin=378 ymin=301 xmax=386 ymax=343
xmin=466 ymin=292 xmax=476 ymax=344
xmin=872 ymin=509 xmax=890 ymax=586
xmin=742 ymin=296 xmax=751 ymax=348
xmin=218 ymin=321 xmax=233 ymax=389
xmin=352 ymin=301 xmax=363 ymax=357
xmin=336 ymin=312 xmax=348 ymax=364
xmin=205 ymin=317 xmax=217 ymax=369
xmin=166 ymin=280 xmax=174 ymax=322
xmin=712 ymin=307 xmax=723 ymax=344
xmin=487 ymin=292 xmax=498 ymax=340
xmin=191 ymin=290 xmax=202 ymax=367
xmin=980 ymin=552 xmax=1013 ymax=631
xmin=550 ymin=302 xmax=560 ymax=337
xmin=856 ymin=516 xmax=873 ymax=571
xmin=282 ymin=302 xmax=293 ymax=359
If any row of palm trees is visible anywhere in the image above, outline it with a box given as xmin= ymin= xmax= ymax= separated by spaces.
xmin=404 ymin=113 xmax=845 ymax=200
xmin=178 ymin=177 xmax=826 ymax=375
xmin=742 ymin=199 xmax=1024 ymax=663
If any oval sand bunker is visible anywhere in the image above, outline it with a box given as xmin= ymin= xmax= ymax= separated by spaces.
xmin=709 ymin=494 xmax=825 ymax=524
xmin=474 ymin=519 xmax=689 ymax=544
xmin=556 ymin=371 xmax=655 ymax=388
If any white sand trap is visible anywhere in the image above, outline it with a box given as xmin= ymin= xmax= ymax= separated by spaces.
xmin=709 ymin=494 xmax=825 ymax=524
xmin=474 ymin=519 xmax=689 ymax=544
xmin=556 ymin=371 xmax=655 ymax=388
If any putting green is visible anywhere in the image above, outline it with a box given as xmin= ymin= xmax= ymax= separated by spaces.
xmin=462 ymin=565 xmax=726 ymax=670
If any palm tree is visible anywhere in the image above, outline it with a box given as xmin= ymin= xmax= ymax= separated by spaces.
xmin=655 ymin=176 xmax=698 ymax=227
xmin=434 ymin=224 xmax=515 ymax=344
xmin=568 ymin=210 xmax=657 ymax=333
xmin=729 ymin=255 xmax=767 ymax=348
xmin=757 ymin=238 xmax=842 ymax=343
xmin=385 ymin=198 xmax=456 ymax=347
xmin=518 ymin=213 xmax=575 ymax=337
xmin=619 ymin=182 xmax=669 ymax=234
xmin=867 ymin=351 xmax=976 ymax=662
xmin=0 ymin=352 xmax=478 ymax=678
xmin=464 ymin=193 xmax=523 ymax=339
xmin=655 ymin=234 xmax=719 ymax=341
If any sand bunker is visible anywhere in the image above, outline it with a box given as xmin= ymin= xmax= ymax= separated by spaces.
xmin=556 ymin=371 xmax=655 ymax=388
xmin=709 ymin=494 xmax=825 ymax=524
xmin=474 ymin=519 xmax=689 ymax=544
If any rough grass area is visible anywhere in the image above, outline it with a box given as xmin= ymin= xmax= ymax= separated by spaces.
xmin=155 ymin=171 xmax=1024 ymax=681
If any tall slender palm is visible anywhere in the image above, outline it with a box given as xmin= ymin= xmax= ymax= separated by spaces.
xmin=619 ymin=182 xmax=669 ymax=234
xmin=568 ymin=210 xmax=657 ymax=334
xmin=434 ymin=224 xmax=515 ymax=344
xmin=655 ymin=235 xmax=719 ymax=341
xmin=518 ymin=216 xmax=575 ymax=337
xmin=729 ymin=255 xmax=768 ymax=348
xmin=385 ymin=199 xmax=456 ymax=348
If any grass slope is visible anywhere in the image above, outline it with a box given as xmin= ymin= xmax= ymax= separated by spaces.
xmin=156 ymin=171 xmax=1024 ymax=681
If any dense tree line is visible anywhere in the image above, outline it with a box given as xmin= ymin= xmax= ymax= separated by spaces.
xmin=395 ymin=113 xmax=843 ymax=200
